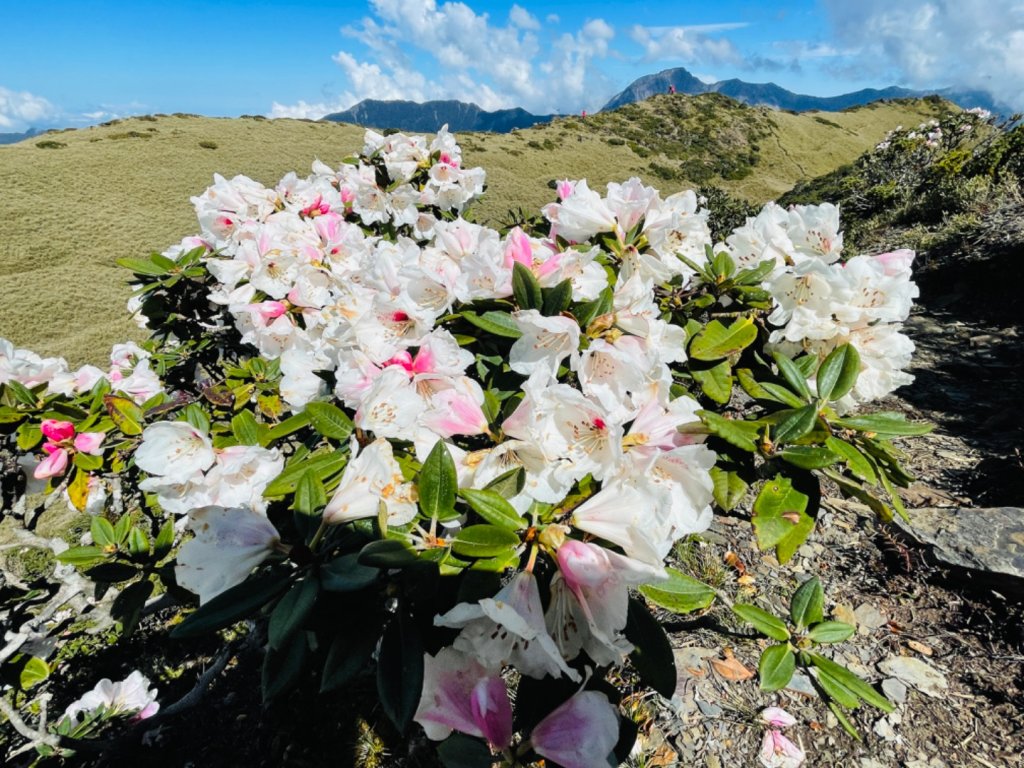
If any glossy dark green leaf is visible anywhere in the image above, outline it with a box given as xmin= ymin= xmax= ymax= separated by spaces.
xmin=171 ymin=570 xmax=291 ymax=639
xmin=358 ymin=539 xmax=419 ymax=568
xmin=789 ymin=577 xmax=824 ymax=629
xmin=834 ymin=412 xmax=933 ymax=437
xmin=268 ymin=577 xmax=320 ymax=650
xmin=773 ymin=403 xmax=819 ymax=445
xmin=262 ymin=631 xmax=308 ymax=702
xmin=321 ymin=620 xmax=380 ymax=692
xmin=320 ymin=553 xmax=380 ymax=592
xmin=377 ymin=611 xmax=424 ymax=734
xmin=265 ymin=411 xmax=312 ymax=442
xmin=732 ymin=604 xmax=791 ymax=641
xmin=451 ymin=525 xmax=520 ymax=559
xmin=420 ymin=440 xmax=458 ymax=520
xmin=90 ymin=517 xmax=116 ymax=549
xmin=759 ymin=643 xmax=796 ymax=692
xmin=19 ymin=657 xmax=49 ymax=690
xmin=56 ymin=546 xmax=107 ymax=568
xmin=438 ymin=734 xmax=495 ymax=768
xmin=824 ymin=437 xmax=878 ymax=483
xmin=154 ymin=519 xmax=175 ymax=560
xmin=264 ymin=449 xmax=347 ymax=497
xmin=697 ymin=410 xmax=760 ymax=452
xmin=816 ymin=344 xmax=861 ymax=402
xmin=625 ymin=597 xmax=676 ymax=697
xmin=127 ymin=526 xmax=149 ymax=557
xmin=691 ymin=360 xmax=733 ymax=404
xmin=112 ymin=578 xmax=153 ymax=637
xmin=639 ymin=568 xmax=716 ymax=614
xmin=512 ymin=262 xmax=543 ymax=310
xmin=541 ymin=279 xmax=572 ymax=316
xmin=292 ymin=468 xmax=327 ymax=515
xmin=808 ymin=652 xmax=894 ymax=712
xmin=779 ymin=445 xmax=840 ymax=469
xmin=461 ymin=310 xmax=522 ymax=339
xmin=104 ymin=394 xmax=144 ymax=436
xmin=772 ymin=351 xmax=813 ymax=401
xmin=458 ymin=488 xmax=527 ymax=531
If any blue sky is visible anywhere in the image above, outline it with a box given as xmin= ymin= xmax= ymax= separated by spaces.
xmin=1 ymin=0 xmax=1020 ymax=131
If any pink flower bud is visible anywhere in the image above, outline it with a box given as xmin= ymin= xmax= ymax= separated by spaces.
xmin=40 ymin=419 xmax=75 ymax=442
xmin=73 ymin=432 xmax=106 ymax=455
xmin=556 ymin=179 xmax=574 ymax=200
xmin=529 ymin=691 xmax=619 ymax=768
xmin=34 ymin=447 xmax=69 ymax=479
xmin=504 ymin=227 xmax=533 ymax=269
xmin=250 ymin=301 xmax=288 ymax=322
xmin=874 ymin=249 xmax=915 ymax=276
xmin=557 ymin=540 xmax=613 ymax=593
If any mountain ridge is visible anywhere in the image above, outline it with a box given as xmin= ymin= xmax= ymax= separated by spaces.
xmin=323 ymin=99 xmax=556 ymax=133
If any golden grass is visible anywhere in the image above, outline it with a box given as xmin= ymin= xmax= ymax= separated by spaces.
xmin=0 ymin=98 xmax=949 ymax=365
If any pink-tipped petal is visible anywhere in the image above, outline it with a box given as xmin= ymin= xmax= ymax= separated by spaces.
xmin=73 ymin=432 xmax=106 ymax=455
xmin=761 ymin=706 xmax=797 ymax=728
xmin=530 ymin=691 xmax=619 ymax=768
xmin=470 ymin=676 xmax=513 ymax=750
xmin=34 ymin=447 xmax=69 ymax=479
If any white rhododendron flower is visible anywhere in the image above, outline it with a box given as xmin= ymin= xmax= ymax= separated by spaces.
xmin=134 ymin=421 xmax=216 ymax=484
xmin=175 ymin=506 xmax=281 ymax=604
xmin=64 ymin=671 xmax=160 ymax=722
xmin=323 ymin=438 xmax=417 ymax=525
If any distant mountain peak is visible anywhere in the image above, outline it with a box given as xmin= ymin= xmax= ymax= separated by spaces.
xmin=323 ymin=99 xmax=556 ymax=134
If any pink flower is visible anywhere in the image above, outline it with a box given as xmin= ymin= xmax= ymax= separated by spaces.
xmin=422 ymin=387 xmax=489 ymax=438
xmin=34 ymin=447 xmax=69 ymax=479
xmin=873 ymin=248 xmax=915 ymax=277
xmin=40 ymin=419 xmax=74 ymax=442
xmin=759 ymin=707 xmax=805 ymax=768
xmin=249 ymin=301 xmax=288 ymax=323
xmin=73 ymin=432 xmax=105 ymax=455
xmin=504 ymin=227 xmax=534 ymax=269
xmin=528 ymin=690 xmax=619 ymax=768
xmin=414 ymin=648 xmax=512 ymax=749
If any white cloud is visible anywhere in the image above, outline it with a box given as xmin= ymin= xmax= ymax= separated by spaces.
xmin=271 ymin=0 xmax=618 ymax=116
xmin=822 ymin=0 xmax=1024 ymax=108
xmin=629 ymin=24 xmax=744 ymax=65
xmin=509 ymin=4 xmax=540 ymax=30
xmin=0 ymin=86 xmax=56 ymax=131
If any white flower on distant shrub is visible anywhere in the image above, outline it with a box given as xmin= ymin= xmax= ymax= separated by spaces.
xmin=64 ymin=671 xmax=159 ymax=722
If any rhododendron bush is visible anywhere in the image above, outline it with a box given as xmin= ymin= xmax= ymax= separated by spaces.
xmin=0 ymin=127 xmax=930 ymax=765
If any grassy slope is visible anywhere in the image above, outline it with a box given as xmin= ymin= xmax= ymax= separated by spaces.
xmin=0 ymin=96 xmax=950 ymax=364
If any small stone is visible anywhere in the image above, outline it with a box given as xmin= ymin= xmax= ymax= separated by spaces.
xmin=697 ymin=699 xmax=723 ymax=718
xmin=833 ymin=602 xmax=857 ymax=626
xmin=873 ymin=716 xmax=899 ymax=742
xmin=878 ymin=655 xmax=948 ymax=698
xmin=854 ymin=603 xmax=887 ymax=633
xmin=705 ymin=756 xmax=722 ymax=768
xmin=785 ymin=671 xmax=816 ymax=696
xmin=882 ymin=677 xmax=908 ymax=704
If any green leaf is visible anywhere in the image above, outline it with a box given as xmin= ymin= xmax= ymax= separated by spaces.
xmin=461 ymin=310 xmax=522 ymax=339
xmin=305 ymin=401 xmax=354 ymax=440
xmin=625 ymin=597 xmax=676 ymax=697
xmin=265 ymin=411 xmax=312 ymax=442
xmin=541 ymin=279 xmax=573 ymax=316
xmin=689 ymin=316 xmax=758 ymax=361
xmin=292 ymin=469 xmax=327 ymax=515
xmin=154 ymin=519 xmax=175 ymax=560
xmin=824 ymin=438 xmax=878 ymax=483
xmin=732 ymin=604 xmax=791 ymax=641
xmin=419 ymin=441 xmax=458 ymax=519
xmin=264 ymin=449 xmax=347 ymax=497
xmin=483 ymin=467 xmax=526 ymax=499
xmin=268 ymin=577 xmax=320 ymax=650
xmin=691 ymin=360 xmax=733 ymax=404
xmin=231 ymin=410 xmax=260 ymax=446
xmin=15 ymin=422 xmax=42 ymax=451
xmin=171 ymin=570 xmax=291 ymax=639
xmin=639 ymin=568 xmax=716 ymax=614
xmin=807 ymin=621 xmax=856 ymax=644
xmin=113 ymin=512 xmax=132 ymax=544
xmin=116 ymin=256 xmax=170 ymax=276
xmin=816 ymin=344 xmax=860 ymax=401
xmin=733 ymin=259 xmax=775 ymax=285
xmin=759 ymin=644 xmax=796 ymax=692
xmin=72 ymin=451 xmax=103 ymax=471
xmin=759 ymin=381 xmax=808 ymax=408
xmin=19 ymin=657 xmax=50 ymax=690
xmin=5 ymin=380 xmax=39 ymax=407
xmin=127 ymin=526 xmax=150 ymax=557
xmin=112 ymin=578 xmax=153 ymax=637
xmin=56 ymin=545 xmax=107 ymax=567
xmin=772 ymin=351 xmax=813 ymax=401
xmin=828 ymin=700 xmax=862 ymax=740
xmin=834 ymin=412 xmax=933 ymax=437
xmin=709 ymin=466 xmax=748 ymax=512
xmin=451 ymin=525 xmax=521 ymax=559
xmin=512 ymin=262 xmax=543 ymax=310
xmin=698 ymin=410 xmax=761 ymax=452
xmin=358 ymin=539 xmax=418 ymax=568
xmin=320 ymin=553 xmax=380 ymax=593
xmin=90 ymin=517 xmax=117 ymax=549
xmin=458 ymin=488 xmax=527 ymax=531
xmin=751 ymin=476 xmax=815 ymax=564
xmin=104 ymin=394 xmax=144 ymax=436
xmin=377 ymin=611 xmax=424 ymax=734
xmin=773 ymin=403 xmax=819 ymax=445
xmin=808 ymin=653 xmax=894 ymax=713
xmin=790 ymin=577 xmax=824 ymax=629
xmin=574 ymin=286 xmax=614 ymax=329
xmin=262 ymin=631 xmax=308 ymax=702
xmin=321 ymin=620 xmax=380 ymax=693
xmin=438 ymin=734 xmax=495 ymax=768
xmin=778 ymin=445 xmax=840 ymax=469
xmin=181 ymin=403 xmax=211 ymax=434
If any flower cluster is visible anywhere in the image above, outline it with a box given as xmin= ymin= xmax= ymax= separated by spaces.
xmin=62 ymin=671 xmax=159 ymax=724
xmin=725 ymin=203 xmax=918 ymax=410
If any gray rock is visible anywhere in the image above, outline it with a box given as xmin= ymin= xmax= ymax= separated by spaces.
xmin=697 ymin=699 xmax=723 ymax=718
xmin=785 ymin=671 xmax=816 ymax=696
xmin=882 ymin=677 xmax=908 ymax=704
xmin=878 ymin=656 xmax=948 ymax=698
xmin=894 ymin=507 xmax=1024 ymax=592
xmin=854 ymin=602 xmax=888 ymax=632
